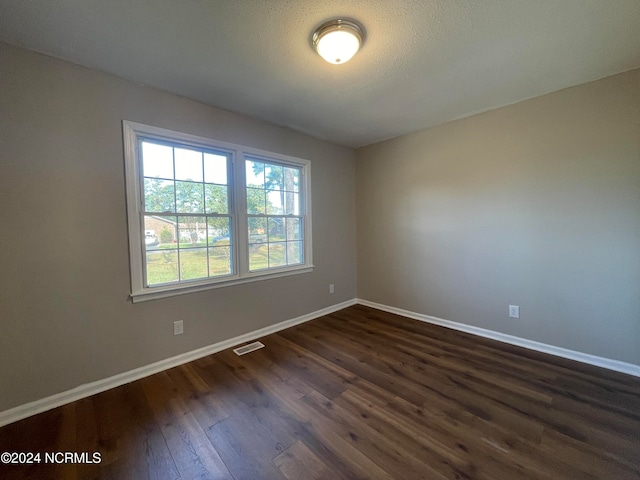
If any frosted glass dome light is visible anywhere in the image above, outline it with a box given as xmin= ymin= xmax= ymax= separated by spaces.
xmin=312 ymin=19 xmax=365 ymax=65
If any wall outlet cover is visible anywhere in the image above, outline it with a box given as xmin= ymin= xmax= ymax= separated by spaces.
xmin=173 ymin=320 xmax=184 ymax=335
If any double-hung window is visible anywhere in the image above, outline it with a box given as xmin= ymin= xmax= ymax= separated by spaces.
xmin=123 ymin=121 xmax=312 ymax=302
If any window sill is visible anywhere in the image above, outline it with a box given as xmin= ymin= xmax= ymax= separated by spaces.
xmin=130 ymin=265 xmax=314 ymax=303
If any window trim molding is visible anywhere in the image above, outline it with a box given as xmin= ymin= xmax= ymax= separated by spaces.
xmin=123 ymin=121 xmax=313 ymax=302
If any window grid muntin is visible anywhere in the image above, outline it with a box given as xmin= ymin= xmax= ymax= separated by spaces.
xmin=246 ymin=212 xmax=304 ymax=271
xmin=140 ymin=138 xmax=232 ymax=214
xmin=142 ymin=213 xmax=235 ymax=287
xmin=139 ymin=136 xmax=234 ymax=287
xmin=245 ymin=156 xmax=304 ymax=271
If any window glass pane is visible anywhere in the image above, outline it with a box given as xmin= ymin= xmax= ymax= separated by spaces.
xmin=265 ymin=164 xmax=284 ymax=190
xmin=209 ymin=246 xmax=232 ymax=276
xmin=204 ymin=153 xmax=228 ymax=184
xmin=246 ymin=160 xmax=265 ymax=188
xmin=284 ymin=166 xmax=300 ymax=192
xmin=144 ymin=215 xmax=176 ymax=248
xmin=246 ymin=187 xmax=265 ymax=214
xmin=248 ymin=217 xmax=267 ymax=244
xmin=178 ymin=216 xmax=207 ymax=245
xmin=207 ymin=217 xmax=231 ymax=246
xmin=175 ymin=181 xmax=204 ymax=213
xmin=249 ymin=243 xmax=268 ymax=271
xmin=286 ymin=241 xmax=303 ymax=265
xmin=144 ymin=178 xmax=175 ymax=213
xmin=284 ymin=192 xmax=299 ymax=215
xmin=179 ymin=248 xmax=208 ymax=280
xmin=286 ymin=217 xmax=302 ymax=240
xmin=142 ymin=141 xmax=173 ymax=179
xmin=268 ymin=217 xmax=285 ymax=242
xmin=266 ymin=190 xmax=283 ymax=214
xmin=205 ymin=184 xmax=228 ymax=214
xmin=146 ymin=249 xmax=178 ymax=285
xmin=268 ymin=242 xmax=286 ymax=267
xmin=174 ymin=148 xmax=203 ymax=182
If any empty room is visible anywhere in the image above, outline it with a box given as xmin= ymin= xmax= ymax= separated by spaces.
xmin=1 ymin=1 xmax=639 ymax=479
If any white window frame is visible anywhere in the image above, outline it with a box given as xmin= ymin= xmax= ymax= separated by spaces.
xmin=123 ymin=121 xmax=313 ymax=303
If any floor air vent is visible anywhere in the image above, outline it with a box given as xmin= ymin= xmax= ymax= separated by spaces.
xmin=233 ymin=341 xmax=265 ymax=356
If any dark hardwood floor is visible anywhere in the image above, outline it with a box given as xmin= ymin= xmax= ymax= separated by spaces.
xmin=1 ymin=304 xmax=639 ymax=479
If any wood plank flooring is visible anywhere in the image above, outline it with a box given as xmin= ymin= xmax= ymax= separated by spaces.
xmin=1 ymin=304 xmax=639 ymax=479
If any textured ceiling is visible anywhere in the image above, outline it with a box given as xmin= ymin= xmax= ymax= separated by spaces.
xmin=1 ymin=0 xmax=639 ymax=148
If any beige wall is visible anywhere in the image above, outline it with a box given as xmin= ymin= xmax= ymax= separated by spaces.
xmin=356 ymin=69 xmax=640 ymax=365
xmin=0 ymin=43 xmax=356 ymax=412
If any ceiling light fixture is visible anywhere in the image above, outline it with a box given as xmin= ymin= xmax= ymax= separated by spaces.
xmin=312 ymin=19 xmax=365 ymax=65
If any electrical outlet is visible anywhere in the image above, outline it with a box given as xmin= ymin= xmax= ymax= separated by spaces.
xmin=329 ymin=284 xmax=334 ymax=294
xmin=509 ymin=305 xmax=520 ymax=319
xmin=173 ymin=320 xmax=184 ymax=335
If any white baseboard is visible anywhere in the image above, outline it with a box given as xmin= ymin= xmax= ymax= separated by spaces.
xmin=4 ymin=296 xmax=638 ymax=428
xmin=0 ymin=298 xmax=357 ymax=428
xmin=357 ymin=298 xmax=640 ymax=378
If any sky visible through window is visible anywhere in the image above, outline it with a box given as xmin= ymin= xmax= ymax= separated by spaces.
xmin=142 ymin=141 xmax=229 ymax=185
